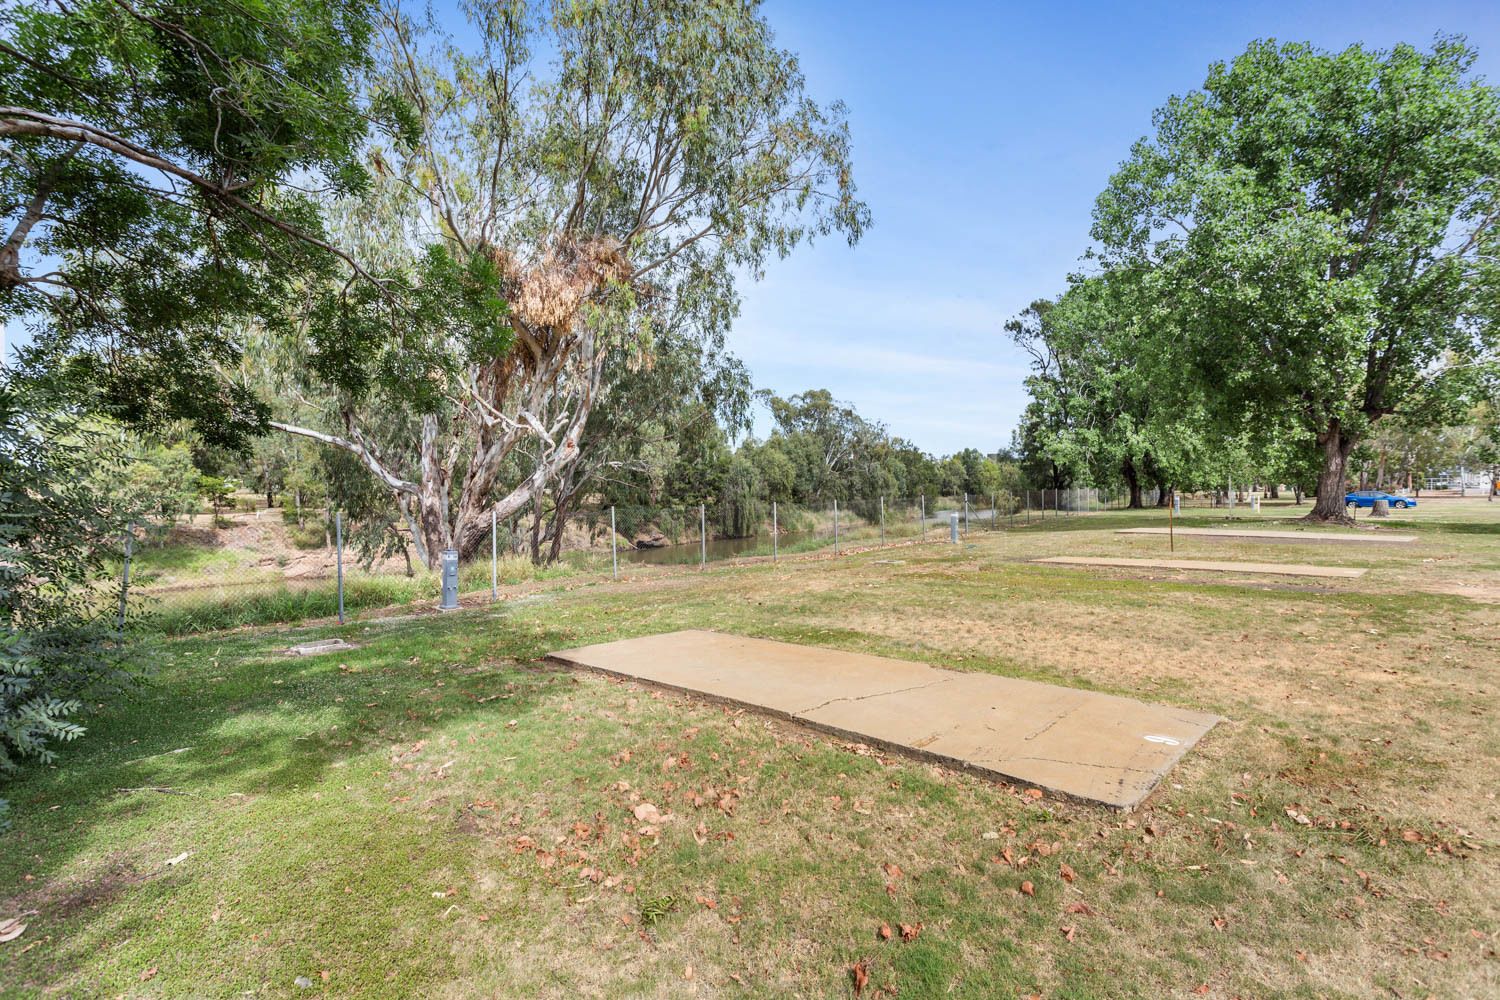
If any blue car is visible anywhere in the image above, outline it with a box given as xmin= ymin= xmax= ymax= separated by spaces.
xmin=1345 ymin=490 xmax=1415 ymax=510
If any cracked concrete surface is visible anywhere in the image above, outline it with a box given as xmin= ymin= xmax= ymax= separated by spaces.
xmin=1115 ymin=527 xmax=1415 ymax=544
xmin=548 ymin=630 xmax=1220 ymax=810
xmin=1035 ymin=556 xmax=1368 ymax=578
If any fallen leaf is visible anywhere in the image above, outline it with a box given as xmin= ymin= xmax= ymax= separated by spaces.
xmin=1024 ymin=788 xmax=1044 ymax=800
xmin=1193 ymin=985 xmax=1210 ymax=995
xmin=1064 ymin=902 xmax=1096 ymax=916
xmin=899 ymin=922 xmax=922 ymax=942
xmin=140 ymin=967 xmax=158 ymax=982
xmin=632 ymin=802 xmax=668 ymax=824
xmin=882 ymin=862 xmax=902 ymax=880
xmin=1060 ymin=923 xmax=1076 ymax=942
xmin=850 ymin=959 xmax=870 ymax=997
xmin=1019 ymin=881 xmax=1035 ymax=897
xmin=878 ymin=922 xmax=892 ymax=941
xmin=1059 ymin=862 xmax=1076 ymax=883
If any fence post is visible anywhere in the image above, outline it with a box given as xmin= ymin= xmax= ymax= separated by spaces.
xmin=963 ymin=492 xmax=969 ymax=534
xmin=772 ymin=501 xmax=778 ymax=562
xmin=491 ymin=507 xmax=498 ymax=601
xmin=117 ymin=520 xmax=134 ymax=632
xmin=699 ymin=503 xmax=706 ymax=569
xmin=335 ymin=510 xmax=345 ymax=625
xmin=920 ymin=495 xmax=926 ymax=539
xmin=610 ymin=505 xmax=618 ymax=580
xmin=880 ymin=495 xmax=885 ymax=545
xmin=833 ymin=499 xmax=840 ymax=555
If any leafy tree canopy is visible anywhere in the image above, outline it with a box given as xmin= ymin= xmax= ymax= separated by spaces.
xmin=1093 ymin=36 xmax=1500 ymax=519
xmin=1 ymin=0 xmax=406 ymax=447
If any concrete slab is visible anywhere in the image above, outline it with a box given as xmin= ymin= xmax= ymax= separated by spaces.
xmin=1116 ymin=527 xmax=1415 ymax=544
xmin=1035 ymin=556 xmax=1366 ymax=579
xmin=548 ymin=630 xmax=1220 ymax=810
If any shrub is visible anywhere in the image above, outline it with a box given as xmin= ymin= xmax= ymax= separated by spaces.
xmin=2 ymin=386 xmax=136 ymax=826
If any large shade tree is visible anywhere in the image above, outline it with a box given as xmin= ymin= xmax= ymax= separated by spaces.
xmin=1094 ymin=38 xmax=1500 ymax=521
xmin=272 ymin=0 xmax=868 ymax=566
xmin=0 ymin=0 xmax=399 ymax=447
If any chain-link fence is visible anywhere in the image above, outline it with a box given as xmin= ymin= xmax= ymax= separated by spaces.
xmin=115 ymin=485 xmax=1294 ymax=634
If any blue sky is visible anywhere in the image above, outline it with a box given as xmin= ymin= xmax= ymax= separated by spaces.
xmin=734 ymin=0 xmax=1500 ymax=453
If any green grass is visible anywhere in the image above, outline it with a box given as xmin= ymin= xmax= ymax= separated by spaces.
xmin=3 ymin=505 xmax=1498 ymax=997
xmin=138 ymin=575 xmax=433 ymax=636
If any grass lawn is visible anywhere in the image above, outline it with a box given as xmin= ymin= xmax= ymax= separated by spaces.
xmin=3 ymin=505 xmax=1497 ymax=998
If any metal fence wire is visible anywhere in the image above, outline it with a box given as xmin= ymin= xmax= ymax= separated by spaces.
xmin=112 ymin=486 xmax=1288 ymax=631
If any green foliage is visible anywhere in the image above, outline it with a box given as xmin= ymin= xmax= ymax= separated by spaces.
xmin=1 ymin=0 xmax=401 ymax=448
xmin=196 ymin=474 xmax=233 ymax=524
xmin=1093 ymin=37 xmax=1500 ymax=516
xmin=1 ymin=384 xmax=135 ymax=820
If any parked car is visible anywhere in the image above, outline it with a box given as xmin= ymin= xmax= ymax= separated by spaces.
xmin=1345 ymin=490 xmax=1415 ymax=509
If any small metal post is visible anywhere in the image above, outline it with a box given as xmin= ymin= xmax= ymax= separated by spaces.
xmin=833 ymin=499 xmax=840 ymax=555
xmin=610 ymin=505 xmax=618 ymax=580
xmin=699 ymin=503 xmax=706 ymax=568
xmin=439 ymin=548 xmax=459 ymax=610
xmin=335 ymin=510 xmax=345 ymax=624
xmin=772 ymin=501 xmax=778 ymax=562
xmin=991 ymin=493 xmax=997 ymax=531
xmin=963 ymin=492 xmax=969 ymax=534
xmin=117 ymin=521 xmax=134 ymax=632
xmin=920 ymin=495 xmax=926 ymax=538
xmin=949 ymin=511 xmax=960 ymax=543
xmin=879 ymin=495 xmax=885 ymax=545
xmin=1169 ymin=488 xmax=1175 ymax=553
xmin=491 ymin=507 xmax=498 ymax=601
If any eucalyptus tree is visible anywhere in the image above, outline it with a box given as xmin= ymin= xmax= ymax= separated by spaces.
xmin=1 ymin=0 xmax=398 ymax=447
xmin=271 ymin=0 xmax=868 ymax=567
xmin=1094 ymin=38 xmax=1500 ymax=521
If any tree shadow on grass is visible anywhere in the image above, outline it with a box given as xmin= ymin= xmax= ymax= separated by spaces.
xmin=0 ymin=604 xmax=587 ymax=981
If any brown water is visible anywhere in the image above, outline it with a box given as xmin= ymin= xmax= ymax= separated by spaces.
xmin=622 ymin=531 xmax=819 ymax=565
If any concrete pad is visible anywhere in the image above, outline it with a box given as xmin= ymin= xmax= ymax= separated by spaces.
xmin=549 ymin=630 xmax=1220 ymax=810
xmin=1035 ymin=556 xmax=1366 ymax=579
xmin=1116 ymin=527 xmax=1414 ymax=544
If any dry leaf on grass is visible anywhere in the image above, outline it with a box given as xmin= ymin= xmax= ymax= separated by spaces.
xmin=1059 ymin=862 xmax=1077 ymax=883
xmin=1019 ymin=880 xmax=1035 ymax=897
xmin=878 ymin=922 xmax=892 ymax=940
xmin=1060 ymin=924 xmax=1076 ymax=942
xmin=632 ymin=802 xmax=669 ymax=825
xmin=899 ymin=922 xmax=922 ymax=942
xmin=850 ymin=959 xmax=870 ymax=996
xmin=1064 ymin=902 xmax=1096 ymax=916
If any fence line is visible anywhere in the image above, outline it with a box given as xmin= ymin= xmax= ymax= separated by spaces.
xmin=114 ymin=485 xmax=1297 ymax=632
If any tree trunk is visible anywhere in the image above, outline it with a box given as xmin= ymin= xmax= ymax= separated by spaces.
xmin=1154 ymin=483 xmax=1171 ymax=507
xmin=1307 ymin=422 xmax=1356 ymax=523
xmin=1123 ymin=457 xmax=1143 ymax=509
xmin=1268 ymin=483 xmax=1280 ymax=499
